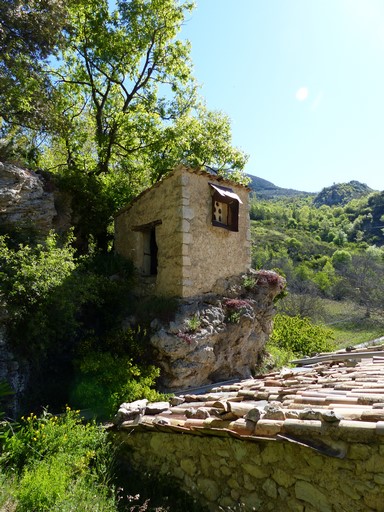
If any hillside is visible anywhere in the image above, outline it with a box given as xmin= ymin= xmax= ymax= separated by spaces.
xmin=247 ymin=175 xmax=377 ymax=203
xmin=313 ymin=180 xmax=374 ymax=207
xmin=246 ymin=174 xmax=312 ymax=199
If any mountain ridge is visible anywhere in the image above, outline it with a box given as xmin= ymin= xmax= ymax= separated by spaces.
xmin=246 ymin=173 xmax=314 ymax=198
xmin=246 ymin=174 xmax=376 ymax=202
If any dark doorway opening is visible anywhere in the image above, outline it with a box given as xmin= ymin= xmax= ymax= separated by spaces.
xmin=149 ymin=227 xmax=158 ymax=275
xmin=143 ymin=227 xmax=158 ymax=276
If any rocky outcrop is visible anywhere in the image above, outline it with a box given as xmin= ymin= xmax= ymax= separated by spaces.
xmin=0 ymin=325 xmax=29 ymax=418
xmin=149 ymin=269 xmax=285 ymax=391
xmin=0 ymin=161 xmax=57 ymax=236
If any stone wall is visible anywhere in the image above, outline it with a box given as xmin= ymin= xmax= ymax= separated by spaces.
xmin=115 ymin=170 xmax=185 ymax=296
xmin=183 ymin=169 xmax=251 ymax=297
xmin=115 ymin=430 xmax=384 ymax=512
xmin=114 ymin=166 xmax=251 ymax=297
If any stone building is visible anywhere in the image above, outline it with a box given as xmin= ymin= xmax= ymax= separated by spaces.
xmin=114 ymin=166 xmax=251 ymax=297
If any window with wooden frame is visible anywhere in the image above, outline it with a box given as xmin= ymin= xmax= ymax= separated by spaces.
xmin=209 ymin=183 xmax=242 ymax=232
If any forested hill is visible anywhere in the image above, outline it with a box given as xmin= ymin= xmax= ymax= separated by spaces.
xmin=313 ymin=180 xmax=374 ymax=207
xmin=247 ymin=175 xmax=377 ymax=204
xmin=247 ymin=174 xmax=312 ymax=199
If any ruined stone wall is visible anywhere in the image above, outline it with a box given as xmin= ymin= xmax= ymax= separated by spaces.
xmin=182 ymin=170 xmax=251 ymax=297
xmin=116 ymin=431 xmax=384 ymax=512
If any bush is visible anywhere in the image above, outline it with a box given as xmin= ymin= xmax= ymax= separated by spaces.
xmin=71 ymin=352 xmax=165 ymax=417
xmin=223 ymin=299 xmax=253 ymax=324
xmin=0 ymin=232 xmax=137 ymax=409
xmin=1 ymin=408 xmax=117 ymax=512
xmin=270 ymin=313 xmax=335 ymax=357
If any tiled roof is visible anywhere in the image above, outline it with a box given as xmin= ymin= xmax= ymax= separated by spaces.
xmin=115 ymin=345 xmax=384 ymax=453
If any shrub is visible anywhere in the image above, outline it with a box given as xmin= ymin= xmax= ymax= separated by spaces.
xmin=223 ymin=299 xmax=253 ymax=324
xmin=1 ymin=408 xmax=117 ymax=512
xmin=71 ymin=352 xmax=165 ymax=417
xmin=185 ymin=315 xmax=201 ymax=332
xmin=242 ymin=275 xmax=257 ymax=289
xmin=17 ymin=454 xmax=71 ymax=511
xmin=270 ymin=313 xmax=335 ymax=357
xmin=0 ymin=232 xmax=136 ymax=409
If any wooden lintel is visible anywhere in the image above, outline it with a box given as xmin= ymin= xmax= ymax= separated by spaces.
xmin=132 ymin=220 xmax=162 ymax=232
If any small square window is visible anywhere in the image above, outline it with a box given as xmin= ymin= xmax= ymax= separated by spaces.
xmin=209 ymin=183 xmax=241 ymax=232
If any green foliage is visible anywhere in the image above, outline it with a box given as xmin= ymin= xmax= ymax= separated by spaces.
xmin=1 ymin=408 xmax=117 ymax=512
xmin=71 ymin=352 xmax=164 ymax=417
xmin=223 ymin=299 xmax=252 ymax=324
xmin=242 ymin=275 xmax=257 ymax=289
xmin=313 ymin=180 xmax=373 ymax=207
xmin=0 ymin=0 xmax=71 ymax=139
xmin=331 ymin=249 xmax=352 ymax=269
xmin=270 ymin=313 xmax=335 ymax=357
xmin=264 ymin=343 xmax=296 ymax=370
xmin=0 ymin=233 xmax=120 ymax=358
xmin=250 ymin=191 xmax=384 ymax=323
xmin=185 ymin=315 xmax=201 ymax=332
xmin=0 ymin=232 xmax=136 ymax=409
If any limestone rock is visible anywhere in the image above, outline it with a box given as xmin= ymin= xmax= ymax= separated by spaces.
xmin=115 ymin=399 xmax=148 ymax=424
xmin=150 ymin=270 xmax=285 ymax=391
xmin=0 ymin=161 xmax=56 ymax=236
xmin=0 ymin=325 xmax=29 ymax=417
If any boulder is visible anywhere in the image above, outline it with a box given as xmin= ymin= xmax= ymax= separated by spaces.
xmin=150 ymin=270 xmax=285 ymax=391
xmin=0 ymin=161 xmax=57 ymax=237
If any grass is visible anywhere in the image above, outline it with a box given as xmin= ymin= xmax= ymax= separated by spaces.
xmin=318 ymin=298 xmax=384 ymax=348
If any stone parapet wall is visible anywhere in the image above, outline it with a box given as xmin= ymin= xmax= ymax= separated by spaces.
xmin=115 ymin=430 xmax=384 ymax=512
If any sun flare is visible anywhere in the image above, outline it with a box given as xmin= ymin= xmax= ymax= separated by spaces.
xmin=295 ymin=87 xmax=309 ymax=101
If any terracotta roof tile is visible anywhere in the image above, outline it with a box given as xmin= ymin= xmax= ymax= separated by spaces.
xmin=115 ymin=345 xmax=384 ymax=446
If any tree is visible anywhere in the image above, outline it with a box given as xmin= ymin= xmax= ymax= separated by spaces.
xmin=39 ymin=0 xmax=247 ymax=248
xmin=0 ymin=0 xmax=72 ymax=159
xmin=336 ymin=249 xmax=384 ymax=317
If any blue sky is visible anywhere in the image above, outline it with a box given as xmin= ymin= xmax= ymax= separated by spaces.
xmin=181 ymin=0 xmax=384 ymax=192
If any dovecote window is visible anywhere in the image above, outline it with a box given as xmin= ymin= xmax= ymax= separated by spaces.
xmin=209 ymin=183 xmax=242 ymax=232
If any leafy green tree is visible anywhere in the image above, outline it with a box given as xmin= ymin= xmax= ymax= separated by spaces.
xmin=331 ymin=249 xmax=352 ymax=270
xmin=342 ymin=250 xmax=384 ymax=317
xmin=0 ymin=0 xmax=72 ymax=160
xmin=38 ymin=0 xmax=247 ymax=248
xmin=270 ymin=314 xmax=335 ymax=357
xmin=313 ymin=260 xmax=338 ymax=296
xmin=285 ymin=237 xmax=302 ymax=260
